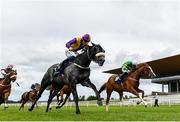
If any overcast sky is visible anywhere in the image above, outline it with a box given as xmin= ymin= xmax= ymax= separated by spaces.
xmin=1 ymin=0 xmax=180 ymax=101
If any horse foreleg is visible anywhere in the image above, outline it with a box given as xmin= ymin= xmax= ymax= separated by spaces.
xmin=136 ymin=88 xmax=147 ymax=106
xmin=83 ymin=80 xmax=102 ymax=106
xmin=57 ymin=93 xmax=70 ymax=109
xmin=4 ymin=93 xmax=9 ymax=110
xmin=46 ymin=89 xmax=59 ymax=112
xmin=106 ymin=88 xmax=113 ymax=112
xmin=129 ymin=87 xmax=147 ymax=106
xmin=29 ymin=80 xmax=50 ymax=111
xmin=56 ymin=92 xmax=64 ymax=109
xmin=71 ymin=85 xmax=80 ymax=114
xmin=57 ymin=93 xmax=60 ymax=103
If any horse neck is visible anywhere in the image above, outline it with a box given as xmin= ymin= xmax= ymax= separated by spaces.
xmin=32 ymin=89 xmax=37 ymax=94
xmin=129 ymin=66 xmax=144 ymax=81
xmin=0 ymin=77 xmax=11 ymax=85
xmin=74 ymin=52 xmax=91 ymax=67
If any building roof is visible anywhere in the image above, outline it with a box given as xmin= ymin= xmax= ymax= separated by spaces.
xmin=103 ymin=54 xmax=180 ymax=79
xmin=152 ymin=75 xmax=180 ymax=84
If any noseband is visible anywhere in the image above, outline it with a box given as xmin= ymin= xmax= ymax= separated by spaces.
xmin=86 ymin=47 xmax=105 ymax=60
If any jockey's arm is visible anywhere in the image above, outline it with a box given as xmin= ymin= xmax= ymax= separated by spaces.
xmin=1 ymin=70 xmax=6 ymax=76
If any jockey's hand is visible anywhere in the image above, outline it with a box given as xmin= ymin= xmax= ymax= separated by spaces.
xmin=69 ymin=47 xmax=74 ymax=51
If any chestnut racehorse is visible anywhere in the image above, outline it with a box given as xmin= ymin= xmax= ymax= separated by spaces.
xmin=19 ymin=83 xmax=40 ymax=110
xmin=56 ymin=83 xmax=71 ymax=109
xmin=99 ymin=63 xmax=156 ymax=111
xmin=47 ymin=83 xmax=71 ymax=110
xmin=0 ymin=70 xmax=17 ymax=109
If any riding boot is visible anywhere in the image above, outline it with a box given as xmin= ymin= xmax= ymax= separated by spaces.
xmin=117 ymin=72 xmax=128 ymax=84
xmin=53 ymin=56 xmax=76 ymax=77
xmin=121 ymin=72 xmax=128 ymax=82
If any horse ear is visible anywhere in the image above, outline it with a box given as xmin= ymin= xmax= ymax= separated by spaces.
xmin=91 ymin=42 xmax=96 ymax=46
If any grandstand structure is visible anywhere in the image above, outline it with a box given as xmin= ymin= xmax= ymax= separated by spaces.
xmin=104 ymin=54 xmax=180 ymax=94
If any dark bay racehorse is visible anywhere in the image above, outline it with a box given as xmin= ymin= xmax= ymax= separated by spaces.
xmin=29 ymin=43 xmax=105 ymax=114
xmin=19 ymin=83 xmax=40 ymax=111
xmin=99 ymin=63 xmax=156 ymax=111
xmin=0 ymin=70 xmax=17 ymax=109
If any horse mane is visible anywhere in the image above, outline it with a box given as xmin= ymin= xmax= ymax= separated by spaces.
xmin=136 ymin=63 xmax=149 ymax=69
xmin=128 ymin=63 xmax=149 ymax=76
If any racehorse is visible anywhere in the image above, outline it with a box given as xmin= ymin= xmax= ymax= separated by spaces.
xmin=19 ymin=83 xmax=40 ymax=111
xmin=56 ymin=83 xmax=71 ymax=109
xmin=99 ymin=63 xmax=156 ymax=111
xmin=29 ymin=43 xmax=105 ymax=114
xmin=0 ymin=70 xmax=17 ymax=109
xmin=46 ymin=83 xmax=71 ymax=110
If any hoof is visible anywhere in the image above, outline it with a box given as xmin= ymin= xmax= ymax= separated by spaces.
xmin=56 ymin=106 xmax=61 ymax=109
xmin=97 ymin=100 xmax=103 ymax=106
xmin=28 ymin=108 xmax=33 ymax=111
xmin=76 ymin=111 xmax=81 ymax=114
xmin=136 ymin=101 xmax=141 ymax=105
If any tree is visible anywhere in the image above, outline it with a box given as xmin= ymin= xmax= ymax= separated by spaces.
xmin=78 ymin=95 xmax=85 ymax=101
xmin=86 ymin=95 xmax=96 ymax=101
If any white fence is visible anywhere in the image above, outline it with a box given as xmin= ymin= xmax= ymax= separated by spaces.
xmin=7 ymin=94 xmax=180 ymax=107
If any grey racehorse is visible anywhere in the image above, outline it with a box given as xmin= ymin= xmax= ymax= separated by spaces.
xmin=29 ymin=43 xmax=105 ymax=114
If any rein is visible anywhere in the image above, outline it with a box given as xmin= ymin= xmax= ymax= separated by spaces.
xmin=73 ymin=46 xmax=105 ymax=70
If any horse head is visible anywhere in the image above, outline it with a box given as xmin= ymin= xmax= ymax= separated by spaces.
xmin=6 ymin=70 xmax=17 ymax=83
xmin=88 ymin=43 xmax=105 ymax=66
xmin=137 ymin=63 xmax=156 ymax=79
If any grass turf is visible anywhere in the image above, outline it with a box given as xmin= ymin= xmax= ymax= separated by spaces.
xmin=0 ymin=105 xmax=180 ymax=121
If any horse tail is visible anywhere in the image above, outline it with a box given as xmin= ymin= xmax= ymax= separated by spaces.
xmin=98 ymin=83 xmax=106 ymax=94
xmin=19 ymin=97 xmax=23 ymax=103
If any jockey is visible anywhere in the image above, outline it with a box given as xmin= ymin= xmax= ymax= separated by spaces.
xmin=117 ymin=61 xmax=136 ymax=84
xmin=52 ymin=34 xmax=91 ymax=80
xmin=0 ymin=64 xmax=14 ymax=80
